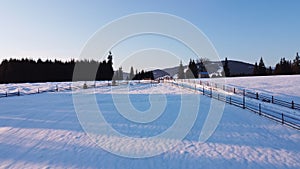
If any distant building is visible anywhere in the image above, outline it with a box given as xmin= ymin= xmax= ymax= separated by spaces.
xmin=197 ymin=61 xmax=209 ymax=78
xmin=198 ymin=71 xmax=209 ymax=78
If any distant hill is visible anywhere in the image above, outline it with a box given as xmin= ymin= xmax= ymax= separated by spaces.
xmin=222 ymin=60 xmax=254 ymax=76
xmin=163 ymin=60 xmax=254 ymax=77
xmin=163 ymin=66 xmax=180 ymax=78
xmin=152 ymin=69 xmax=171 ymax=79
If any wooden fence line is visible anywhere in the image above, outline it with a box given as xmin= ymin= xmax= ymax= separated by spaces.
xmin=0 ymin=80 xmax=157 ymax=98
xmin=1 ymin=79 xmax=299 ymax=130
xmin=172 ymin=79 xmax=300 ymax=130
xmin=177 ymin=79 xmax=300 ymax=111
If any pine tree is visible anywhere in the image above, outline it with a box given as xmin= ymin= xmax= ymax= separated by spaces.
xmin=223 ymin=57 xmax=230 ymax=77
xmin=267 ymin=66 xmax=273 ymax=75
xmin=129 ymin=66 xmax=135 ymax=80
xmin=253 ymin=62 xmax=258 ymax=75
xmin=274 ymin=58 xmax=283 ymax=75
xmin=292 ymin=52 xmax=300 ymax=74
xmin=107 ymin=51 xmax=113 ymax=65
xmin=185 ymin=68 xmax=194 ymax=79
xmin=104 ymin=51 xmax=114 ymax=80
xmin=188 ymin=59 xmax=198 ymax=78
xmin=274 ymin=57 xmax=293 ymax=75
xmin=118 ymin=67 xmax=123 ymax=80
xmin=258 ymin=57 xmax=267 ymax=75
xmin=113 ymin=70 xmax=119 ymax=80
xmin=178 ymin=61 xmax=185 ymax=79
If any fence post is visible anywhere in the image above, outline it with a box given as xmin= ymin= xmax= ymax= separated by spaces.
xmin=259 ymin=103 xmax=261 ymax=115
xmin=256 ymin=92 xmax=259 ymax=99
xmin=229 ymin=96 xmax=232 ymax=104
xmin=38 ymin=88 xmax=40 ymax=93
xmin=210 ymin=88 xmax=212 ymax=98
xmin=17 ymin=89 xmax=20 ymax=96
xmin=272 ymin=96 xmax=274 ymax=103
xmin=6 ymin=91 xmax=7 ymax=97
xmin=56 ymin=85 xmax=58 ymax=92
xmin=200 ymin=81 xmax=202 ymax=85
xmin=203 ymin=86 xmax=205 ymax=95
xmin=282 ymin=113 xmax=284 ymax=124
xmin=233 ymin=88 xmax=236 ymax=94
xmin=223 ymin=85 xmax=225 ymax=91
xmin=292 ymin=101 xmax=295 ymax=109
xmin=243 ymin=89 xmax=245 ymax=109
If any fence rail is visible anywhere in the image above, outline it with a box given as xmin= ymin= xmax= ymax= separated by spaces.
xmin=1 ymin=79 xmax=300 ymax=130
xmin=172 ymin=79 xmax=300 ymax=130
xmin=238 ymin=87 xmax=296 ymax=110
xmin=0 ymin=80 xmax=157 ymax=98
xmin=0 ymin=82 xmax=104 ymax=98
xmin=190 ymin=79 xmax=300 ymax=111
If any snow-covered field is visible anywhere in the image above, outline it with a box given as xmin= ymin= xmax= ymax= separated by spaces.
xmin=214 ymin=75 xmax=300 ymax=103
xmin=0 ymin=76 xmax=300 ymax=169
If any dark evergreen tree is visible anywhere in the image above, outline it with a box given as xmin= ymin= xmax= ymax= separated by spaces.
xmin=105 ymin=51 xmax=114 ymax=80
xmin=292 ymin=52 xmax=300 ymax=74
xmin=274 ymin=57 xmax=293 ymax=75
xmin=129 ymin=66 xmax=135 ymax=80
xmin=118 ymin=67 xmax=123 ymax=80
xmin=113 ymin=70 xmax=118 ymax=81
xmin=188 ymin=59 xmax=198 ymax=78
xmin=223 ymin=57 xmax=230 ymax=77
xmin=178 ymin=61 xmax=185 ymax=79
xmin=253 ymin=62 xmax=258 ymax=75
xmin=107 ymin=51 xmax=113 ymax=65
xmin=267 ymin=66 xmax=273 ymax=75
xmin=257 ymin=57 xmax=267 ymax=75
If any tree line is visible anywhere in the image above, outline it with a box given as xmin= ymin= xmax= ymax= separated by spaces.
xmin=1 ymin=51 xmax=299 ymax=83
xmin=253 ymin=52 xmax=300 ymax=76
xmin=0 ymin=52 xmax=114 ymax=83
xmin=176 ymin=52 xmax=300 ymax=79
xmin=132 ymin=70 xmax=154 ymax=80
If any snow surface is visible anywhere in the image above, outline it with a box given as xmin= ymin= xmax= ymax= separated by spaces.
xmin=0 ymin=78 xmax=300 ymax=169
xmin=209 ymin=75 xmax=300 ymax=103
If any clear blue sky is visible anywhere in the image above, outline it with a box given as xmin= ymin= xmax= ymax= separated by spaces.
xmin=1 ymin=0 xmax=300 ymax=71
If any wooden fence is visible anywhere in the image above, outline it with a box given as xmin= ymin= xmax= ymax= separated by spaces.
xmin=1 ymin=79 xmax=299 ymax=130
xmin=0 ymin=80 xmax=157 ymax=98
xmin=172 ymin=79 xmax=300 ymax=130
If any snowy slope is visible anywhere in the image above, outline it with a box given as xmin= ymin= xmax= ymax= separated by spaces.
xmin=211 ymin=75 xmax=300 ymax=103
xmin=0 ymin=81 xmax=300 ymax=168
